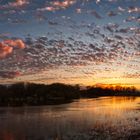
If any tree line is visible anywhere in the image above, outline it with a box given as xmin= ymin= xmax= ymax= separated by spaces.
xmin=0 ymin=82 xmax=139 ymax=106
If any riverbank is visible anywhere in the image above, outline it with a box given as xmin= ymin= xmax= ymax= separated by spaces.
xmin=0 ymin=83 xmax=140 ymax=106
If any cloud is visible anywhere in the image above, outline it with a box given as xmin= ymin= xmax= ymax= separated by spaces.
xmin=0 ymin=0 xmax=29 ymax=9
xmin=0 ymin=30 xmax=139 ymax=84
xmin=51 ymin=0 xmax=76 ymax=9
xmin=107 ymin=11 xmax=117 ymax=17
xmin=123 ymin=72 xmax=140 ymax=79
xmin=128 ymin=6 xmax=140 ymax=13
xmin=90 ymin=10 xmax=102 ymax=19
xmin=0 ymin=0 xmax=140 ymax=85
xmin=0 ymin=42 xmax=13 ymax=58
xmin=0 ymin=71 xmax=20 ymax=78
xmin=3 ymin=39 xmax=26 ymax=49
xmin=37 ymin=0 xmax=76 ymax=12
xmin=37 ymin=6 xmax=56 ymax=12
xmin=0 ymin=39 xmax=25 ymax=58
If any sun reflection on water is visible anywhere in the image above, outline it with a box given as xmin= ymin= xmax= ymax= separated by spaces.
xmin=0 ymin=97 xmax=139 ymax=140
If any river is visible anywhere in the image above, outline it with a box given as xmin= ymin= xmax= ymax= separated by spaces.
xmin=0 ymin=97 xmax=140 ymax=140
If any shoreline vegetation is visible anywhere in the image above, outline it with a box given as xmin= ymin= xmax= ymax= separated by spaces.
xmin=0 ymin=83 xmax=139 ymax=106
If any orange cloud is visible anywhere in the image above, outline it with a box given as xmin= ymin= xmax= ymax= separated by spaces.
xmin=0 ymin=0 xmax=29 ymax=9
xmin=0 ymin=39 xmax=25 ymax=58
xmin=0 ymin=42 xmax=13 ymax=58
xmin=38 ymin=0 xmax=76 ymax=12
xmin=51 ymin=0 xmax=75 ymax=8
xmin=9 ymin=0 xmax=28 ymax=7
xmin=3 ymin=39 xmax=26 ymax=49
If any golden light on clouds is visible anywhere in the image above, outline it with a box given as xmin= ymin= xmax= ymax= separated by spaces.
xmin=0 ymin=0 xmax=139 ymax=89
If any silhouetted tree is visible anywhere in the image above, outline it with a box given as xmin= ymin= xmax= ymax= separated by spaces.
xmin=0 ymin=82 xmax=139 ymax=106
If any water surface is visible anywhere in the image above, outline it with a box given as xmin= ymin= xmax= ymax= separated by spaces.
xmin=0 ymin=97 xmax=140 ymax=140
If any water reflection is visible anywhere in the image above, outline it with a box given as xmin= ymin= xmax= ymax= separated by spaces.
xmin=0 ymin=97 xmax=140 ymax=140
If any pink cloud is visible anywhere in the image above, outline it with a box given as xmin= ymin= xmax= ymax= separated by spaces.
xmin=0 ymin=42 xmax=13 ymax=58
xmin=3 ymin=39 xmax=26 ymax=49
xmin=38 ymin=0 xmax=76 ymax=12
xmin=0 ymin=71 xmax=21 ymax=78
xmin=0 ymin=39 xmax=25 ymax=58
xmin=0 ymin=0 xmax=29 ymax=9
xmin=51 ymin=0 xmax=75 ymax=8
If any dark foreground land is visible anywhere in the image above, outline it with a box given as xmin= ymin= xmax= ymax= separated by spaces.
xmin=0 ymin=83 xmax=139 ymax=106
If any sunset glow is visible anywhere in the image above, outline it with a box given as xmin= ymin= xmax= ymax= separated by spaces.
xmin=0 ymin=0 xmax=140 ymax=89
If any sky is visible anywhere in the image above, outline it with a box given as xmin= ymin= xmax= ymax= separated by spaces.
xmin=0 ymin=0 xmax=140 ymax=89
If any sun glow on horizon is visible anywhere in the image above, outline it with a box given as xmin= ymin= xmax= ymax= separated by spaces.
xmin=0 ymin=0 xmax=139 ymax=88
